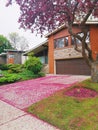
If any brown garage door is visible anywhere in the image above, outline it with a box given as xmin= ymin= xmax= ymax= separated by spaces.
xmin=56 ymin=58 xmax=91 ymax=75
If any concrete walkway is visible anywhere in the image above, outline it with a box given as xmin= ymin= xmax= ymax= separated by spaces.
xmin=0 ymin=75 xmax=89 ymax=130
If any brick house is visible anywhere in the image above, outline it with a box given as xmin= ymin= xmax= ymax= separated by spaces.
xmin=23 ymin=21 xmax=98 ymax=75
xmin=46 ymin=22 xmax=98 ymax=75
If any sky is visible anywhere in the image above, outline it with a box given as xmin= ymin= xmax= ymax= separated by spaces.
xmin=0 ymin=0 xmax=46 ymax=48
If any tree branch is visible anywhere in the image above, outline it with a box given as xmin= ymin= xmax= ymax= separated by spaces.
xmin=81 ymin=0 xmax=98 ymax=25
xmin=81 ymin=29 xmax=92 ymax=67
xmin=73 ymin=36 xmax=82 ymax=53
xmin=72 ymin=1 xmax=79 ymax=22
xmin=68 ymin=23 xmax=82 ymax=41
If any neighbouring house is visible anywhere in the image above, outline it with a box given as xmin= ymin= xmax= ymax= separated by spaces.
xmin=0 ymin=53 xmax=6 ymax=64
xmin=0 ymin=49 xmax=26 ymax=64
xmin=45 ymin=21 xmax=98 ymax=75
xmin=24 ymin=40 xmax=49 ymax=74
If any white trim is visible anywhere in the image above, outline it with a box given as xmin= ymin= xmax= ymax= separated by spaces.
xmin=23 ymin=40 xmax=48 ymax=55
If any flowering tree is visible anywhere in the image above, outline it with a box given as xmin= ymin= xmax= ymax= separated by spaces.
xmin=6 ymin=0 xmax=98 ymax=81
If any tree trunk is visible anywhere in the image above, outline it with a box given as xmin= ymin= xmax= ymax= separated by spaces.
xmin=91 ymin=60 xmax=98 ymax=83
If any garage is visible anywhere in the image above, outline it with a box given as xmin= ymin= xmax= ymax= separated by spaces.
xmin=56 ymin=58 xmax=91 ymax=75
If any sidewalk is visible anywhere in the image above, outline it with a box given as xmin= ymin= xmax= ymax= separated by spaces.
xmin=0 ymin=100 xmax=59 ymax=130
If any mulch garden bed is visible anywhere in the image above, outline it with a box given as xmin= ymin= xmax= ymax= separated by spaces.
xmin=65 ymin=85 xmax=98 ymax=98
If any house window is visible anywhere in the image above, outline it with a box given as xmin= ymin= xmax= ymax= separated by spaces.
xmin=71 ymin=36 xmax=75 ymax=45
xmin=86 ymin=32 xmax=90 ymax=44
xmin=76 ymin=32 xmax=84 ymax=44
xmin=54 ymin=36 xmax=69 ymax=49
xmin=54 ymin=38 xmax=65 ymax=48
xmin=71 ymin=32 xmax=90 ymax=45
xmin=39 ymin=56 xmax=48 ymax=64
xmin=8 ymin=54 xmax=14 ymax=58
xmin=65 ymin=36 xmax=68 ymax=46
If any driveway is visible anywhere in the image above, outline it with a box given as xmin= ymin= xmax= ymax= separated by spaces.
xmin=0 ymin=75 xmax=89 ymax=109
xmin=0 ymin=75 xmax=89 ymax=130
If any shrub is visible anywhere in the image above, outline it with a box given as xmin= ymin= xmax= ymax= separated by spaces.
xmin=7 ymin=75 xmax=20 ymax=83
xmin=0 ymin=77 xmax=7 ymax=83
xmin=8 ymin=69 xmax=13 ymax=73
xmin=19 ymin=69 xmax=35 ymax=80
xmin=38 ymin=72 xmax=45 ymax=77
xmin=24 ymin=55 xmax=42 ymax=74
xmin=0 ymin=64 xmax=9 ymax=70
xmin=0 ymin=73 xmax=21 ymax=84
xmin=7 ymin=64 xmax=24 ymax=73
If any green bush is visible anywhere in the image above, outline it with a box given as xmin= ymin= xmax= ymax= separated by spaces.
xmin=7 ymin=64 xmax=24 ymax=73
xmin=38 ymin=72 xmax=45 ymax=77
xmin=0 ymin=64 xmax=9 ymax=70
xmin=24 ymin=55 xmax=42 ymax=74
xmin=19 ymin=69 xmax=35 ymax=80
xmin=8 ymin=69 xmax=13 ymax=73
xmin=0 ymin=77 xmax=7 ymax=83
xmin=0 ymin=73 xmax=21 ymax=84
xmin=7 ymin=75 xmax=20 ymax=83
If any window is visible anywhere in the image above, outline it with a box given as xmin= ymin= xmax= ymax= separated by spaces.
xmin=76 ymin=32 xmax=84 ymax=44
xmin=39 ymin=56 xmax=48 ymax=64
xmin=54 ymin=38 xmax=65 ymax=48
xmin=86 ymin=32 xmax=90 ymax=44
xmin=71 ymin=32 xmax=90 ymax=45
xmin=54 ymin=36 xmax=69 ymax=49
xmin=71 ymin=36 xmax=75 ymax=45
xmin=65 ymin=36 xmax=68 ymax=46
xmin=9 ymin=54 xmax=14 ymax=58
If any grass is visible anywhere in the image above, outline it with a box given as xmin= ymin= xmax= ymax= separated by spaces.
xmin=28 ymin=79 xmax=98 ymax=130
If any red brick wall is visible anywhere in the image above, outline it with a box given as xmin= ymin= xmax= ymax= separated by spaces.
xmin=54 ymin=26 xmax=81 ymax=39
xmin=48 ymin=35 xmax=54 ymax=73
xmin=90 ymin=25 xmax=98 ymax=60
xmin=48 ymin=26 xmax=81 ymax=74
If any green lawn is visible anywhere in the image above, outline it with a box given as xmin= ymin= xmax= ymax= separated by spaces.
xmin=28 ymin=79 xmax=98 ymax=130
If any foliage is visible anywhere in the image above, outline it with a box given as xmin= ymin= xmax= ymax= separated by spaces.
xmin=19 ymin=69 xmax=35 ymax=80
xmin=0 ymin=35 xmax=13 ymax=53
xmin=8 ymin=32 xmax=29 ymax=50
xmin=6 ymin=0 xmax=98 ymax=33
xmin=6 ymin=0 xmax=98 ymax=68
xmin=6 ymin=74 xmax=20 ymax=83
xmin=24 ymin=55 xmax=43 ymax=74
xmin=0 ymin=73 xmax=20 ymax=84
xmin=0 ymin=63 xmax=45 ymax=85
xmin=0 ymin=77 xmax=7 ymax=83
xmin=7 ymin=64 xmax=24 ymax=73
xmin=37 ymin=72 xmax=45 ymax=77
xmin=0 ymin=64 xmax=9 ymax=70
xmin=0 ymin=64 xmax=24 ymax=72
xmin=28 ymin=79 xmax=98 ymax=130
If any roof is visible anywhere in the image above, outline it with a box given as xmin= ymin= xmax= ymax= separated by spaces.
xmin=4 ymin=49 xmax=25 ymax=53
xmin=23 ymin=40 xmax=48 ymax=56
xmin=0 ymin=53 xmax=7 ymax=56
xmin=45 ymin=20 xmax=98 ymax=37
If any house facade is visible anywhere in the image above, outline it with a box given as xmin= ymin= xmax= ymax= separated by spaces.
xmin=46 ymin=24 xmax=98 ymax=75
xmin=0 ymin=53 xmax=6 ymax=64
xmin=24 ymin=41 xmax=49 ymax=74
xmin=0 ymin=50 xmax=25 ymax=64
